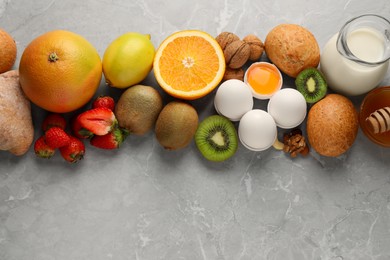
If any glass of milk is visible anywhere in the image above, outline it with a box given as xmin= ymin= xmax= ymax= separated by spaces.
xmin=320 ymin=14 xmax=390 ymax=96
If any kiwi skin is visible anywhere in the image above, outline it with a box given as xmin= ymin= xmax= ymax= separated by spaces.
xmin=295 ymin=68 xmax=327 ymax=104
xmin=115 ymin=85 xmax=163 ymax=135
xmin=195 ymin=115 xmax=238 ymax=162
xmin=155 ymin=101 xmax=199 ymax=151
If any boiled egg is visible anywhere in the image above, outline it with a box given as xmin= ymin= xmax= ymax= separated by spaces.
xmin=238 ymin=109 xmax=277 ymax=151
xmin=267 ymin=88 xmax=307 ymax=129
xmin=214 ymin=79 xmax=254 ymax=121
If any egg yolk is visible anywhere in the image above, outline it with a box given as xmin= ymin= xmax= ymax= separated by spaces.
xmin=247 ymin=65 xmax=281 ymax=95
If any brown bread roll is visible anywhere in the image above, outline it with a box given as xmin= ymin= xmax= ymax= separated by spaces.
xmin=307 ymin=94 xmax=358 ymax=157
xmin=0 ymin=70 xmax=34 ymax=156
xmin=265 ymin=24 xmax=320 ymax=78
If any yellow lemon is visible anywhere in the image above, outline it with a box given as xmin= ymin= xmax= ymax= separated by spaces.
xmin=102 ymin=32 xmax=155 ymax=88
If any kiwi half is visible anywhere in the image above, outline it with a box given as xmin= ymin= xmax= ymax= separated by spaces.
xmin=195 ymin=115 xmax=238 ymax=162
xmin=295 ymin=68 xmax=327 ymax=104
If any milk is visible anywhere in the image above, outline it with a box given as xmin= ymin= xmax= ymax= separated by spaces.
xmin=320 ymin=27 xmax=389 ymax=96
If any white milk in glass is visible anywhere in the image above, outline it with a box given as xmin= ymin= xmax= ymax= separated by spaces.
xmin=320 ymin=27 xmax=389 ymax=96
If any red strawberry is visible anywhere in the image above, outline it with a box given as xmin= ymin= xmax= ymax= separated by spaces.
xmin=71 ymin=116 xmax=94 ymax=139
xmin=76 ymin=107 xmax=117 ymax=136
xmin=42 ymin=113 xmax=66 ymax=131
xmin=90 ymin=127 xmax=128 ymax=149
xmin=44 ymin=127 xmax=71 ymax=148
xmin=92 ymin=95 xmax=115 ymax=111
xmin=59 ymin=136 xmax=85 ymax=163
xmin=34 ymin=136 xmax=56 ymax=158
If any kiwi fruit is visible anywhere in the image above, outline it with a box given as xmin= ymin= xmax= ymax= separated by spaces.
xmin=115 ymin=84 xmax=163 ymax=135
xmin=155 ymin=101 xmax=199 ymax=150
xmin=295 ymin=68 xmax=327 ymax=104
xmin=195 ymin=115 xmax=238 ymax=162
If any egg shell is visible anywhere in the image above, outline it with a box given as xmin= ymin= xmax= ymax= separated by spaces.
xmin=267 ymin=88 xmax=307 ymax=129
xmin=238 ymin=109 xmax=277 ymax=151
xmin=214 ymin=79 xmax=254 ymax=121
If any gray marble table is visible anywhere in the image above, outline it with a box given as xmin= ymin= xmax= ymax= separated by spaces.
xmin=1 ymin=0 xmax=390 ymax=259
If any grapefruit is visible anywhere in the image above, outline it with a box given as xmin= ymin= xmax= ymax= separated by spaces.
xmin=19 ymin=30 xmax=102 ymax=113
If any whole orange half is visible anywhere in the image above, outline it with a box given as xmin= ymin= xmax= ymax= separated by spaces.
xmin=153 ymin=30 xmax=225 ymax=100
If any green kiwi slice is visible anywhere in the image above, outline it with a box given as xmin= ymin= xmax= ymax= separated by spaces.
xmin=295 ymin=68 xmax=327 ymax=104
xmin=195 ymin=115 xmax=238 ymax=162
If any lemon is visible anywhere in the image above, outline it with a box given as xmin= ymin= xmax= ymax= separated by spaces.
xmin=102 ymin=32 xmax=155 ymax=88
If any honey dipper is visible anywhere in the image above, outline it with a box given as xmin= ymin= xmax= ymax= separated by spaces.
xmin=365 ymin=106 xmax=390 ymax=134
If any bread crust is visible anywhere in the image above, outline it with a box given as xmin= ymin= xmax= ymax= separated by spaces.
xmin=307 ymin=94 xmax=358 ymax=157
xmin=0 ymin=70 xmax=34 ymax=156
xmin=265 ymin=24 xmax=320 ymax=78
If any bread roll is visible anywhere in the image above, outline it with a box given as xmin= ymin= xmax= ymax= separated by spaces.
xmin=307 ymin=94 xmax=358 ymax=157
xmin=0 ymin=70 xmax=34 ymax=156
xmin=265 ymin=24 xmax=320 ymax=78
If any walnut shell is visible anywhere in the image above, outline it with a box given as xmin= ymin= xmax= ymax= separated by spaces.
xmin=215 ymin=32 xmax=240 ymax=51
xmin=243 ymin=34 xmax=264 ymax=61
xmin=224 ymin=40 xmax=250 ymax=69
xmin=222 ymin=67 xmax=244 ymax=82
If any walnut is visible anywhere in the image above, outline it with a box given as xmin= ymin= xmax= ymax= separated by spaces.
xmin=222 ymin=67 xmax=244 ymax=82
xmin=243 ymin=34 xmax=264 ymax=61
xmin=215 ymin=32 xmax=240 ymax=51
xmin=224 ymin=40 xmax=250 ymax=69
xmin=283 ymin=129 xmax=309 ymax=158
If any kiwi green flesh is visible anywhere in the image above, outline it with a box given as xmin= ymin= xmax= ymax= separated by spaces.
xmin=306 ymin=77 xmax=316 ymax=93
xmin=195 ymin=115 xmax=238 ymax=162
xmin=295 ymin=68 xmax=327 ymax=104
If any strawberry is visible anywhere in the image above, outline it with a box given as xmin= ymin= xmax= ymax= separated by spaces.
xmin=76 ymin=107 xmax=117 ymax=136
xmin=90 ymin=127 xmax=128 ymax=149
xmin=34 ymin=136 xmax=56 ymax=158
xmin=71 ymin=116 xmax=94 ymax=139
xmin=92 ymin=95 xmax=115 ymax=111
xmin=44 ymin=127 xmax=71 ymax=148
xmin=59 ymin=136 xmax=85 ymax=163
xmin=42 ymin=113 xmax=66 ymax=131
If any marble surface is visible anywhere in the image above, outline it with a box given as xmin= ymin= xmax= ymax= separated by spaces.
xmin=1 ymin=0 xmax=390 ymax=259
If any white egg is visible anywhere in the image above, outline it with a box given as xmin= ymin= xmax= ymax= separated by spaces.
xmin=214 ymin=79 xmax=254 ymax=121
xmin=238 ymin=109 xmax=277 ymax=151
xmin=267 ymin=88 xmax=307 ymax=129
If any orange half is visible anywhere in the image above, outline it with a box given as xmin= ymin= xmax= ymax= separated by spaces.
xmin=153 ymin=30 xmax=225 ymax=100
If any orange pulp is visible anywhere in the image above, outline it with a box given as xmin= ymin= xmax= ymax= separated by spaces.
xmin=246 ymin=64 xmax=281 ymax=95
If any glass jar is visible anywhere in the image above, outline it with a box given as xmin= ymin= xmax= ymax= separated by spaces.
xmin=359 ymin=86 xmax=390 ymax=147
xmin=320 ymin=14 xmax=390 ymax=96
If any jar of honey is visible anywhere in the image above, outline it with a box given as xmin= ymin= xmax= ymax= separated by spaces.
xmin=359 ymin=86 xmax=390 ymax=147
